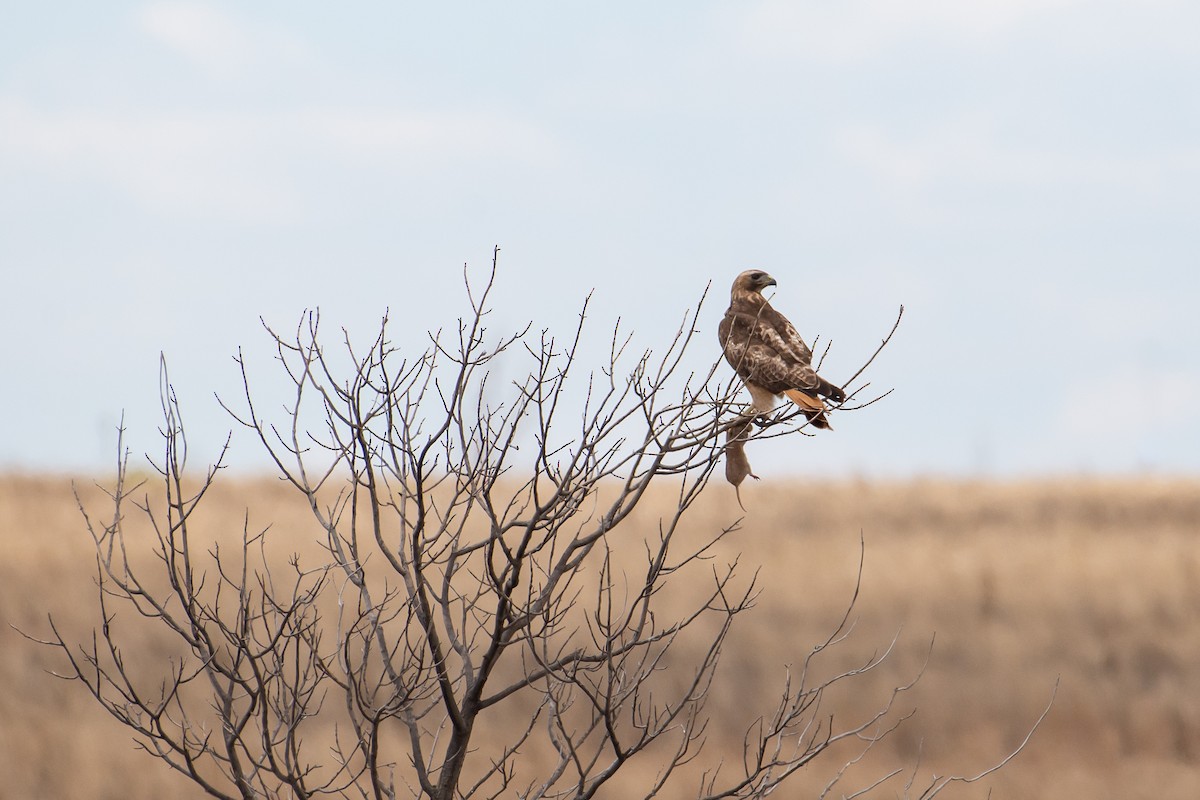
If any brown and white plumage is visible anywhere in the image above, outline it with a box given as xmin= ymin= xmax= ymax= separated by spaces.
xmin=718 ymin=269 xmax=845 ymax=429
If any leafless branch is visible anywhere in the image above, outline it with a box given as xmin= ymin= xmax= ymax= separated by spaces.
xmin=30 ymin=252 xmax=1037 ymax=799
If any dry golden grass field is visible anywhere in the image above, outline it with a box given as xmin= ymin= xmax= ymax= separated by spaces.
xmin=2 ymin=472 xmax=1199 ymax=799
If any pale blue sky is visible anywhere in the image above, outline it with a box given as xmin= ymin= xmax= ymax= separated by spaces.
xmin=2 ymin=1 xmax=1198 ymax=477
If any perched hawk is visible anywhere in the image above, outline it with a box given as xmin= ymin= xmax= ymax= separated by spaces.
xmin=719 ymin=270 xmax=845 ymax=429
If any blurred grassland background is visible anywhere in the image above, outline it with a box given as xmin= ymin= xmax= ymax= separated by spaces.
xmin=6 ymin=4 xmax=1200 ymax=797
xmin=3 ymin=473 xmax=1199 ymax=799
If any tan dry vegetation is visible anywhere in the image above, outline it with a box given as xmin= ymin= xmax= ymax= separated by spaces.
xmin=2 ymin=473 xmax=1199 ymax=799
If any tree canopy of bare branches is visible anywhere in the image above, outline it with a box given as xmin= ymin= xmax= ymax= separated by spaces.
xmin=32 ymin=250 xmax=1047 ymax=799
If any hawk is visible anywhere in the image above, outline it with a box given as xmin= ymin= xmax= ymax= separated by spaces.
xmin=718 ymin=269 xmax=845 ymax=429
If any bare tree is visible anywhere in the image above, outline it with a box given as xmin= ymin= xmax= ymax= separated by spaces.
xmin=32 ymin=250 xmax=1046 ymax=799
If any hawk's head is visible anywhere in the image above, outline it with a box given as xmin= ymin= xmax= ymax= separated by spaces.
xmin=731 ymin=270 xmax=777 ymax=298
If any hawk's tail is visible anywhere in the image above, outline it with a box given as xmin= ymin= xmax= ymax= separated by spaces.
xmin=783 ymin=389 xmax=832 ymax=430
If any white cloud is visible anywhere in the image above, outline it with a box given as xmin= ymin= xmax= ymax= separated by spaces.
xmin=296 ymin=108 xmax=560 ymax=168
xmin=0 ymin=100 xmax=296 ymax=221
xmin=1058 ymin=368 xmax=1200 ymax=440
xmin=1026 ymin=287 xmax=1184 ymax=345
xmin=136 ymin=1 xmax=307 ymax=79
xmin=737 ymin=0 xmax=1087 ymax=62
xmin=1005 ymin=366 xmax=1200 ymax=473
xmin=733 ymin=0 xmax=1200 ymax=64
xmin=834 ymin=116 xmax=1200 ymax=194
xmin=0 ymin=99 xmax=559 ymax=222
